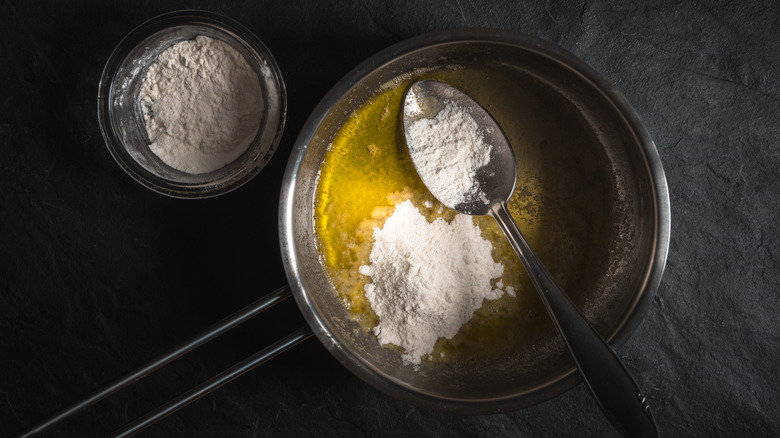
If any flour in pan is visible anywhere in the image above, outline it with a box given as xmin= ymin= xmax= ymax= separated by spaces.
xmin=359 ymin=200 xmax=507 ymax=365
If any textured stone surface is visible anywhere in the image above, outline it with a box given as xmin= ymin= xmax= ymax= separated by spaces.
xmin=1 ymin=0 xmax=778 ymax=436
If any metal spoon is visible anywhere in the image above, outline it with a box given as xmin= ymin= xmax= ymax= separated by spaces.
xmin=402 ymin=79 xmax=659 ymax=438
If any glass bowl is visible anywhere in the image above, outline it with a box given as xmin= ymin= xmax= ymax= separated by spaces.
xmin=98 ymin=10 xmax=286 ymax=198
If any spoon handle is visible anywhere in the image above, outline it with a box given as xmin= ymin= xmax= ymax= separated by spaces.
xmin=490 ymin=202 xmax=659 ymax=438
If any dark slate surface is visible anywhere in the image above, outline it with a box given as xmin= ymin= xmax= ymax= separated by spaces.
xmin=1 ymin=0 xmax=778 ymax=436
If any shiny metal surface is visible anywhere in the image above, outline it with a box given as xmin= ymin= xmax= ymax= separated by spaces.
xmin=403 ymin=79 xmax=659 ymax=435
xmin=279 ymin=29 xmax=670 ymax=414
xmin=402 ymin=79 xmax=519 ymax=215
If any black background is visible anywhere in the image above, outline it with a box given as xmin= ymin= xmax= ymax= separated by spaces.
xmin=1 ymin=0 xmax=778 ymax=436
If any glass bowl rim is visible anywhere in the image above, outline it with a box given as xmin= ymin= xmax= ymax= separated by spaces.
xmin=97 ymin=9 xmax=287 ymax=199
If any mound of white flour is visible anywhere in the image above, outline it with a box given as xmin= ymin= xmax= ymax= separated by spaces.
xmin=359 ymin=200 xmax=506 ymax=365
xmin=405 ymin=99 xmax=492 ymax=208
xmin=140 ymin=36 xmax=263 ymax=174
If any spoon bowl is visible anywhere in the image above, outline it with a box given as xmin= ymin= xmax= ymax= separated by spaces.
xmin=402 ymin=80 xmax=517 ymax=215
xmin=402 ymin=79 xmax=659 ymax=438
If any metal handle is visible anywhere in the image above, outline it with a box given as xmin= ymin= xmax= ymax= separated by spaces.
xmin=14 ymin=285 xmax=312 ymax=437
xmin=490 ymin=202 xmax=659 ymax=438
xmin=110 ymin=326 xmax=312 ymax=437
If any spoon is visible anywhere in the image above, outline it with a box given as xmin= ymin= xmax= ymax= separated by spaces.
xmin=402 ymin=79 xmax=659 ymax=438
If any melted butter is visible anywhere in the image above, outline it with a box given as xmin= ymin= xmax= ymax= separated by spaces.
xmin=314 ymin=65 xmax=612 ymax=363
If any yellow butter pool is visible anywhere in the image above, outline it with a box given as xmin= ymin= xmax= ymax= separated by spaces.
xmin=314 ymin=66 xmax=610 ymax=362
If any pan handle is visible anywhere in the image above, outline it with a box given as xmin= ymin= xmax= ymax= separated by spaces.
xmin=111 ymin=326 xmax=312 ymax=437
xmin=14 ymin=284 xmax=311 ymax=437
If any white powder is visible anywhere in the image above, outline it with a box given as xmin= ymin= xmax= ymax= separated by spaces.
xmin=140 ymin=36 xmax=263 ymax=174
xmin=405 ymin=99 xmax=492 ymax=207
xmin=359 ymin=200 xmax=505 ymax=365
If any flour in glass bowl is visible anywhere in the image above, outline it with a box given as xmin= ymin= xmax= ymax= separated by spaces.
xmin=139 ymin=35 xmax=264 ymax=174
xmin=359 ymin=200 xmax=508 ymax=366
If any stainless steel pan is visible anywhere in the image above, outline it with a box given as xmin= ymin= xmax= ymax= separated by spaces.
xmin=280 ymin=29 xmax=669 ymax=413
